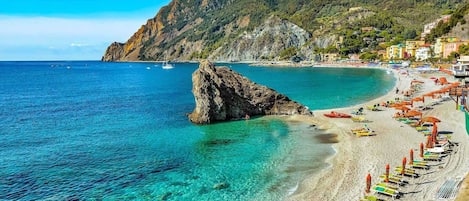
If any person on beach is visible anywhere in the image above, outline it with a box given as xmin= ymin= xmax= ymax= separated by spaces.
xmin=395 ymin=88 xmax=399 ymax=94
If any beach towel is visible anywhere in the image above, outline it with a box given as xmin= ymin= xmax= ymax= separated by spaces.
xmin=465 ymin=110 xmax=469 ymax=136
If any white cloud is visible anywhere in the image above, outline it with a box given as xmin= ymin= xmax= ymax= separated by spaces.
xmin=0 ymin=15 xmax=148 ymax=60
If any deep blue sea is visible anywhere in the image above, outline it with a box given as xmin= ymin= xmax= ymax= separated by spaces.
xmin=0 ymin=61 xmax=394 ymax=200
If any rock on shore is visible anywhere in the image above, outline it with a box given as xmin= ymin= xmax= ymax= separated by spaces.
xmin=188 ymin=60 xmax=313 ymax=124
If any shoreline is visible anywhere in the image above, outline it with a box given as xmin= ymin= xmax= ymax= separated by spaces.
xmin=282 ymin=65 xmax=469 ymax=200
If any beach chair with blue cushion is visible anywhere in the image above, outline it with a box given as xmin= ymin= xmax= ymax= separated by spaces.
xmin=372 ymin=185 xmax=401 ymax=199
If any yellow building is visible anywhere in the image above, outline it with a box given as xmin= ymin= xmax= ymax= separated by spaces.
xmin=405 ymin=41 xmax=425 ymax=57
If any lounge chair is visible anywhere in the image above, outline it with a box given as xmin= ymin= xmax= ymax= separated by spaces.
xmin=379 ymin=174 xmax=408 ymax=186
xmin=355 ymin=131 xmax=375 ymax=137
xmin=423 ymin=152 xmax=442 ymax=161
xmin=376 ymin=183 xmax=399 ymax=190
xmin=359 ymin=195 xmax=386 ymax=201
xmin=410 ymin=163 xmax=430 ymax=170
xmin=394 ymin=166 xmax=420 ymax=178
xmin=372 ymin=185 xmax=401 ymax=199
xmin=415 ymin=126 xmax=429 ymax=132
xmin=351 ymin=116 xmax=367 ymax=122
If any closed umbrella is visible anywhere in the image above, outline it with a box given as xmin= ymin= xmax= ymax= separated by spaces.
xmin=432 ymin=123 xmax=438 ymax=144
xmin=401 ymin=157 xmax=407 ymax=175
xmin=366 ymin=173 xmax=371 ymax=193
xmin=385 ymin=164 xmax=390 ymax=183
xmin=409 ymin=149 xmax=414 ymax=165
xmin=420 ymin=143 xmax=424 ymax=157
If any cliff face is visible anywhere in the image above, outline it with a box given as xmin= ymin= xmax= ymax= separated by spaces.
xmin=210 ymin=16 xmax=312 ymax=61
xmin=188 ymin=60 xmax=312 ymax=124
xmin=102 ymin=0 xmax=466 ymax=62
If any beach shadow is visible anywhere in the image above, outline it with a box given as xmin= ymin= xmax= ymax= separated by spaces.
xmin=421 ymin=170 xmax=438 ymax=175
xmin=402 ymin=189 xmax=423 ymax=195
xmin=415 ymin=180 xmax=436 ymax=185
xmin=438 ymin=131 xmax=453 ymax=135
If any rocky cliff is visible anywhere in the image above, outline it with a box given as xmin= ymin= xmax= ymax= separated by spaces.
xmin=102 ymin=0 xmax=465 ymax=62
xmin=188 ymin=60 xmax=313 ymax=124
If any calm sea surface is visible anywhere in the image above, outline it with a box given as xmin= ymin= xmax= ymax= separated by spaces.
xmin=0 ymin=61 xmax=394 ymax=200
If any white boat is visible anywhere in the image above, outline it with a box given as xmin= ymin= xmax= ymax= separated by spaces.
xmin=162 ymin=61 xmax=174 ymax=69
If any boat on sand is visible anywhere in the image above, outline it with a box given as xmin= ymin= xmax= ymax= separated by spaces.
xmin=323 ymin=111 xmax=352 ymax=118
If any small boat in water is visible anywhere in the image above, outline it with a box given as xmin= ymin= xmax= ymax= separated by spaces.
xmin=323 ymin=111 xmax=351 ymax=118
xmin=162 ymin=61 xmax=174 ymax=69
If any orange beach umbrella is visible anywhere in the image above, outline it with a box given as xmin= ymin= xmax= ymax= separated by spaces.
xmin=421 ymin=116 xmax=441 ymax=124
xmin=404 ymin=110 xmax=422 ymax=118
xmin=432 ymin=124 xmax=438 ymax=144
xmin=401 ymin=157 xmax=407 ymax=175
xmin=409 ymin=149 xmax=414 ymax=165
xmin=411 ymin=97 xmax=425 ymax=103
xmin=395 ymin=106 xmax=411 ymax=112
xmin=385 ymin=164 xmax=390 ymax=183
xmin=420 ymin=143 xmax=424 ymax=157
xmin=426 ymin=136 xmax=433 ymax=148
xmin=401 ymin=101 xmax=412 ymax=106
xmin=366 ymin=173 xmax=371 ymax=193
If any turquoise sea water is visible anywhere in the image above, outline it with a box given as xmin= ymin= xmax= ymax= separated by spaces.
xmin=0 ymin=61 xmax=394 ymax=200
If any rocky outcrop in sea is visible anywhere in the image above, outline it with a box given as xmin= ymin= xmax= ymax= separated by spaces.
xmin=188 ymin=60 xmax=313 ymax=124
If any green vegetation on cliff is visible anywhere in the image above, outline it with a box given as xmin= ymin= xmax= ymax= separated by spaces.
xmin=103 ymin=0 xmax=467 ymax=61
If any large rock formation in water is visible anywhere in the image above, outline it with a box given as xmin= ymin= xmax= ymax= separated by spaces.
xmin=188 ymin=60 xmax=313 ymax=124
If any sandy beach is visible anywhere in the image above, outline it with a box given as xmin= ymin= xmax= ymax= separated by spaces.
xmin=285 ymin=66 xmax=469 ymax=200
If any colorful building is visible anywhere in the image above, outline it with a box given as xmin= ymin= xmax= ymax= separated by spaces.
xmin=421 ymin=15 xmax=451 ymax=39
xmin=385 ymin=44 xmax=406 ymax=60
xmin=434 ymin=37 xmax=461 ymax=58
xmin=405 ymin=40 xmax=425 ymax=57
xmin=415 ymin=46 xmax=432 ymax=61
xmin=443 ymin=41 xmax=467 ymax=58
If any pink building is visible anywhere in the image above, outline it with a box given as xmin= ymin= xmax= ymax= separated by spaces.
xmin=443 ymin=42 xmax=466 ymax=58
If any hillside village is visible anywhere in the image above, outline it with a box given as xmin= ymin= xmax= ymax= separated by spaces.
xmin=320 ymin=14 xmax=469 ymax=64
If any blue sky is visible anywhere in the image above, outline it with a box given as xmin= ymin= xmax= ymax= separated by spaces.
xmin=0 ymin=0 xmax=171 ymax=60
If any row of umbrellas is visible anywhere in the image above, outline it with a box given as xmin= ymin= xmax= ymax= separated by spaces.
xmin=365 ymin=78 xmax=450 ymax=194
xmin=365 ymin=144 xmax=429 ymax=194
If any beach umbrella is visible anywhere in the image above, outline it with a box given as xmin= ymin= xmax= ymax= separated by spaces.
xmin=401 ymin=101 xmax=412 ymax=106
xmin=404 ymin=110 xmax=422 ymax=118
xmin=426 ymin=136 xmax=433 ymax=148
xmin=385 ymin=164 xmax=390 ymax=183
xmin=366 ymin=173 xmax=371 ymax=193
xmin=395 ymin=106 xmax=411 ymax=112
xmin=412 ymin=97 xmax=424 ymax=103
xmin=401 ymin=157 xmax=407 ymax=175
xmin=423 ymin=92 xmax=435 ymax=98
xmin=420 ymin=143 xmax=424 ymax=157
xmin=409 ymin=149 xmax=414 ymax=165
xmin=421 ymin=116 xmax=441 ymax=124
xmin=432 ymin=123 xmax=438 ymax=144
xmin=389 ymin=103 xmax=403 ymax=108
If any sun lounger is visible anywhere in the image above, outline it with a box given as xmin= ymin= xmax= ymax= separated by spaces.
xmin=421 ymin=130 xmax=431 ymax=136
xmin=415 ymin=126 xmax=428 ymax=132
xmin=359 ymin=195 xmax=386 ymax=201
xmin=372 ymin=185 xmax=401 ymax=199
xmin=410 ymin=163 xmax=430 ymax=170
xmin=423 ymin=152 xmax=442 ymax=161
xmin=412 ymin=160 xmax=427 ymax=166
xmin=394 ymin=166 xmax=420 ymax=178
xmin=351 ymin=116 xmax=367 ymax=122
xmin=355 ymin=131 xmax=375 ymax=137
xmin=376 ymin=183 xmax=399 ymax=190
xmin=379 ymin=174 xmax=408 ymax=186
